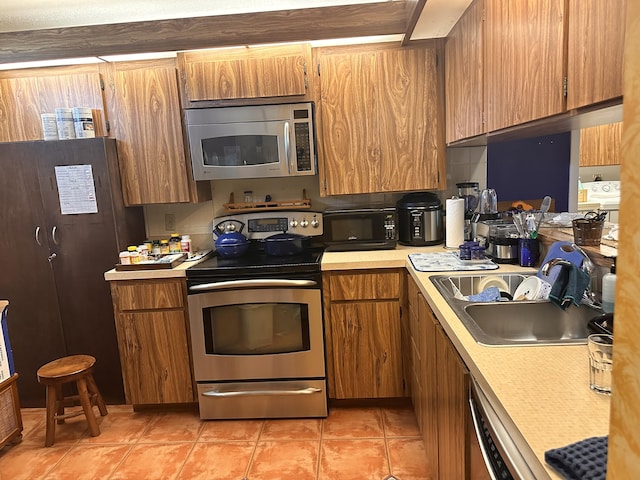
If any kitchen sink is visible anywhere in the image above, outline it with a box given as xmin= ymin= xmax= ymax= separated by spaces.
xmin=430 ymin=273 xmax=602 ymax=346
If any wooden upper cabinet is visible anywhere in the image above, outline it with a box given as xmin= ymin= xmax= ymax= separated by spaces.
xmin=445 ymin=0 xmax=485 ymax=143
xmin=579 ymin=122 xmax=623 ymax=166
xmin=317 ymin=42 xmax=445 ymax=196
xmin=0 ymin=66 xmax=106 ymax=142
xmin=485 ymin=0 xmax=567 ymax=131
xmin=317 ymin=49 xmax=379 ymax=195
xmin=104 ymin=59 xmax=210 ymax=205
xmin=567 ymin=0 xmax=626 ymax=110
xmin=178 ymin=44 xmax=311 ymax=105
xmin=0 ymin=77 xmax=41 ymax=141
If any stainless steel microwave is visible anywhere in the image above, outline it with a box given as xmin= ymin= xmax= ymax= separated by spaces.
xmin=185 ymin=102 xmax=317 ymax=181
xmin=322 ymin=207 xmax=397 ymax=251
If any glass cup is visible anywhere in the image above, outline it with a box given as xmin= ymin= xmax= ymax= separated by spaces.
xmin=588 ymin=334 xmax=613 ymax=395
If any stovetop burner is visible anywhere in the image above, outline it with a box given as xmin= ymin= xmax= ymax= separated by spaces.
xmin=186 ymin=242 xmax=324 ymax=286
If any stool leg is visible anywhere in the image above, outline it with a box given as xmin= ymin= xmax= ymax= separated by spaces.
xmin=55 ymin=383 xmax=65 ymax=424
xmin=77 ymin=377 xmax=100 ymax=437
xmin=44 ymin=385 xmax=58 ymax=447
xmin=86 ymin=374 xmax=108 ymax=417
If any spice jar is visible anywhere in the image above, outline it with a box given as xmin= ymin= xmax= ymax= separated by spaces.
xmin=119 ymin=251 xmax=131 ymax=265
xmin=127 ymin=245 xmax=140 ymax=264
xmin=137 ymin=245 xmax=150 ymax=262
xmin=180 ymin=234 xmax=192 ymax=255
xmin=169 ymin=233 xmax=182 ymax=253
xmin=152 ymin=240 xmax=161 ymax=256
xmin=160 ymin=239 xmax=170 ymax=255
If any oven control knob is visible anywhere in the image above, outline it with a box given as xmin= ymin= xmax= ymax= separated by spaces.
xmin=311 ymin=217 xmax=320 ymax=228
xmin=290 ymin=219 xmax=299 ymax=228
xmin=300 ymin=218 xmax=309 ymax=228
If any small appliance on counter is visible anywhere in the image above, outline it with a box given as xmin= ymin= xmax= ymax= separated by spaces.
xmin=396 ymin=192 xmax=444 ymax=246
xmin=456 ymin=182 xmax=480 ymax=240
xmin=474 ymin=219 xmax=519 ymax=263
xmin=322 ymin=207 xmax=396 ymax=251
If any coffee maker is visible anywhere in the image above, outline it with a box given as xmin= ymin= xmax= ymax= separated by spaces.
xmin=456 ymin=182 xmax=479 ymax=240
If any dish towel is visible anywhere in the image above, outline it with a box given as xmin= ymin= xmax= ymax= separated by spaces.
xmin=545 ymin=436 xmax=608 ymax=480
xmin=548 ymin=263 xmax=591 ymax=310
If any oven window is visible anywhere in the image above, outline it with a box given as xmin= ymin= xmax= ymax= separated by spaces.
xmin=202 ymin=135 xmax=279 ymax=167
xmin=202 ymin=302 xmax=310 ymax=355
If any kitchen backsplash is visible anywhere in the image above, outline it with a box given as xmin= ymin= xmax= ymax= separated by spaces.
xmin=143 ymin=145 xmax=488 ymax=251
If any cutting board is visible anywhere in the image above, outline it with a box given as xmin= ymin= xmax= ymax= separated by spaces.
xmin=536 ymin=241 xmax=586 ymax=284
xmin=409 ymin=252 xmax=499 ymax=272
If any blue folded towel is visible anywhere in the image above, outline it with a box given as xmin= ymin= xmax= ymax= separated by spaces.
xmin=467 ymin=286 xmax=501 ymax=302
xmin=549 ymin=263 xmax=591 ymax=310
xmin=545 ymin=436 xmax=607 ymax=480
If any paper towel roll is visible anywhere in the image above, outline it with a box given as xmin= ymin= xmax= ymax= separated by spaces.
xmin=446 ymin=197 xmax=465 ymax=249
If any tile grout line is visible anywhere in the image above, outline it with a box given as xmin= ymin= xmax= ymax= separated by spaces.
xmin=243 ymin=420 xmax=266 ymax=479
xmin=380 ymin=407 xmax=395 ymax=478
xmin=315 ymin=415 xmax=326 ymax=480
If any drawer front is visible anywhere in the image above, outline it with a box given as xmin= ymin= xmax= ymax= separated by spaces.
xmin=329 ymin=271 xmax=401 ymax=301
xmin=112 ymin=279 xmax=185 ymax=311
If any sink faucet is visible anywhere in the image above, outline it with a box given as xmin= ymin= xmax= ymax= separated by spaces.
xmin=539 ymin=244 xmax=598 ymax=306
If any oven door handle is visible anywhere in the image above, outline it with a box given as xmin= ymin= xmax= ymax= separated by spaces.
xmin=202 ymin=387 xmax=322 ymax=397
xmin=189 ymin=279 xmax=317 ymax=292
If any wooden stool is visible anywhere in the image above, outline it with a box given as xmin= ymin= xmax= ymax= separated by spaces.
xmin=36 ymin=355 xmax=108 ymax=447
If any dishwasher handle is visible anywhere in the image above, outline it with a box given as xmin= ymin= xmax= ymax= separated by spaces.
xmin=189 ymin=279 xmax=317 ymax=292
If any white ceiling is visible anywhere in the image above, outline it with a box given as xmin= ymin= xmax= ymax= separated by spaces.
xmin=0 ymin=0 xmax=471 ymax=39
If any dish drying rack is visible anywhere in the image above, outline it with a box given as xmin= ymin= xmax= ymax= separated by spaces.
xmin=223 ymin=189 xmax=311 ymax=213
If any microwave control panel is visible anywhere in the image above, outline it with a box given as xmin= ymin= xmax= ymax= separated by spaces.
xmin=384 ymin=213 xmax=397 ymax=240
xmin=294 ymin=122 xmax=312 ymax=172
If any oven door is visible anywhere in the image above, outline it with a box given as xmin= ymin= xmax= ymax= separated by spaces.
xmin=187 ymin=285 xmax=325 ymax=382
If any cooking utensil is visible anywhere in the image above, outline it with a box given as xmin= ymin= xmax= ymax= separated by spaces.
xmin=262 ymin=232 xmax=311 ymax=256
xmin=213 ymin=220 xmax=250 ymax=258
xmin=530 ymin=196 xmax=552 ymax=239
xmin=513 ymin=213 xmax=526 ymax=238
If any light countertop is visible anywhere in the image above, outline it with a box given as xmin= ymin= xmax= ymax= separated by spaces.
xmin=325 ymin=246 xmax=610 ymax=480
xmin=104 ymin=256 xmax=204 ymax=281
xmin=104 ymin=243 xmax=610 ymax=479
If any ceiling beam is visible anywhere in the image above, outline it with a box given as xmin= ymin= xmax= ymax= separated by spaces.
xmin=0 ymin=2 xmax=409 ymax=64
xmin=402 ymin=0 xmax=427 ymax=45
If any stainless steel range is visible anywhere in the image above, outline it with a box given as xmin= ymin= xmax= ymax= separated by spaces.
xmin=186 ymin=211 xmax=327 ymax=420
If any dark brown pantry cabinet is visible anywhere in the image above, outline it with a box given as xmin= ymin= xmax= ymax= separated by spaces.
xmin=0 ymin=138 xmax=145 ymax=407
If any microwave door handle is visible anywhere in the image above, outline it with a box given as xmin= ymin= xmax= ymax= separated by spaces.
xmin=284 ymin=121 xmax=292 ymax=174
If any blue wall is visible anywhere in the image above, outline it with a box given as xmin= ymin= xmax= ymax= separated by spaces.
xmin=487 ymin=132 xmax=571 ymax=212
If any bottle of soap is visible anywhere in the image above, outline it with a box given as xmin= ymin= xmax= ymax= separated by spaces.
xmin=601 ymin=259 xmax=617 ymax=313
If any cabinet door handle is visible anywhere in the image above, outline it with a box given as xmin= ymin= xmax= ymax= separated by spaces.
xmin=48 ymin=253 xmax=57 ymax=262
xmin=51 ymin=226 xmax=59 ymax=245
xmin=35 ymin=226 xmax=42 ymax=246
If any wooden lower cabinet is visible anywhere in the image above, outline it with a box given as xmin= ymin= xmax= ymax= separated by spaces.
xmin=109 ymin=278 xmax=195 ymax=405
xmin=323 ymin=270 xmax=406 ymax=399
xmin=408 ymin=274 xmax=477 ymax=479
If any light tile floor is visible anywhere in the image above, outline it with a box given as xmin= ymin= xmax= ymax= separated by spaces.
xmin=0 ymin=404 xmax=433 ymax=480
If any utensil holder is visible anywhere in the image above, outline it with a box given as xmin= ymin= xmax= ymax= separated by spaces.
xmin=572 ymin=219 xmax=604 ymax=246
